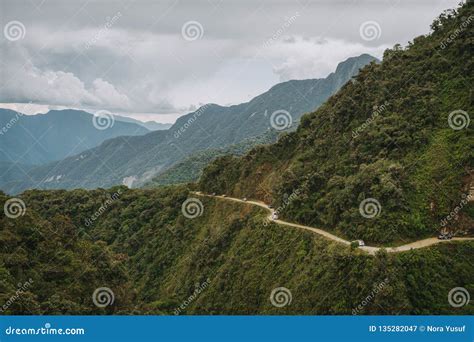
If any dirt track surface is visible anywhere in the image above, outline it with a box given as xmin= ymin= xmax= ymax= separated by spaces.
xmin=192 ymin=192 xmax=474 ymax=255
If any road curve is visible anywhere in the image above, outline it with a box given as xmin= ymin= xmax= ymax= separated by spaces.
xmin=192 ymin=192 xmax=474 ymax=255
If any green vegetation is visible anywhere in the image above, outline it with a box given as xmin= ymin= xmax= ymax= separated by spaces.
xmin=0 ymin=5 xmax=473 ymax=316
xmin=1 ymin=187 xmax=473 ymax=314
xmin=145 ymin=131 xmax=280 ymax=187
xmin=0 ymin=54 xmax=375 ymax=194
xmin=199 ymin=5 xmax=474 ymax=244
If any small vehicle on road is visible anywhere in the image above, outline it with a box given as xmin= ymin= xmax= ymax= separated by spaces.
xmin=438 ymin=233 xmax=453 ymax=240
xmin=351 ymin=240 xmax=365 ymax=247
xmin=242 ymin=197 xmax=247 ymax=201
xmin=271 ymin=213 xmax=278 ymax=220
xmin=268 ymin=204 xmax=273 ymax=209
xmin=211 ymin=192 xmax=216 ymax=196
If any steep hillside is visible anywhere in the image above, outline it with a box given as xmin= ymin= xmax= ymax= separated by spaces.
xmin=1 ymin=187 xmax=472 ymax=314
xmin=145 ymin=131 xmax=279 ymax=187
xmin=0 ymin=54 xmax=376 ymax=194
xmin=199 ymin=5 xmax=474 ymax=244
xmin=0 ymin=109 xmax=149 ymax=165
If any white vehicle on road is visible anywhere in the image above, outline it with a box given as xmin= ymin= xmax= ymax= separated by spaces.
xmin=352 ymin=240 xmax=365 ymax=247
xmin=190 ymin=191 xmax=474 ymax=255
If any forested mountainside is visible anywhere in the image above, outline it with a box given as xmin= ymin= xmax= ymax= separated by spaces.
xmin=0 ymin=54 xmax=376 ymax=194
xmin=145 ymin=131 xmax=279 ymax=187
xmin=1 ymin=187 xmax=472 ymax=314
xmin=0 ymin=109 xmax=149 ymax=165
xmin=199 ymin=5 xmax=474 ymax=244
xmin=1 ymin=4 xmax=472 ymax=317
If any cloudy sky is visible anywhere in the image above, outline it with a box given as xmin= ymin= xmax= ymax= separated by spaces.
xmin=0 ymin=0 xmax=461 ymax=123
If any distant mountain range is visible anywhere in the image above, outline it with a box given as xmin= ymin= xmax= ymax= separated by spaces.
xmin=0 ymin=109 xmax=150 ymax=166
xmin=0 ymin=54 xmax=377 ymax=194
xmin=0 ymin=4 xmax=471 ymax=317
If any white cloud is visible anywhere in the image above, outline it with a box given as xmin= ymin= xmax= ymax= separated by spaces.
xmin=1 ymin=45 xmax=131 ymax=111
xmin=257 ymin=36 xmax=389 ymax=81
xmin=0 ymin=0 xmax=462 ymax=118
xmin=92 ymin=78 xmax=131 ymax=109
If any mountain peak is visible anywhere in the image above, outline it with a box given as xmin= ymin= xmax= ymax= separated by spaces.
xmin=1 ymin=53 xmax=376 ymax=193
xmin=334 ymin=54 xmax=379 ymax=74
xmin=332 ymin=54 xmax=378 ymax=77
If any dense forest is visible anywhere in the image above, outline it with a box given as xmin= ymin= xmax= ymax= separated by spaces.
xmin=145 ymin=131 xmax=280 ymax=187
xmin=1 ymin=186 xmax=473 ymax=314
xmin=0 ymin=5 xmax=473 ymax=315
xmin=199 ymin=5 xmax=474 ymax=244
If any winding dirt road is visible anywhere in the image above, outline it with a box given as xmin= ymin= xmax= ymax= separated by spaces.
xmin=192 ymin=192 xmax=474 ymax=255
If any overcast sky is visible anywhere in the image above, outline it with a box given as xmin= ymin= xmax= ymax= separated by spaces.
xmin=0 ymin=0 xmax=462 ymax=123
